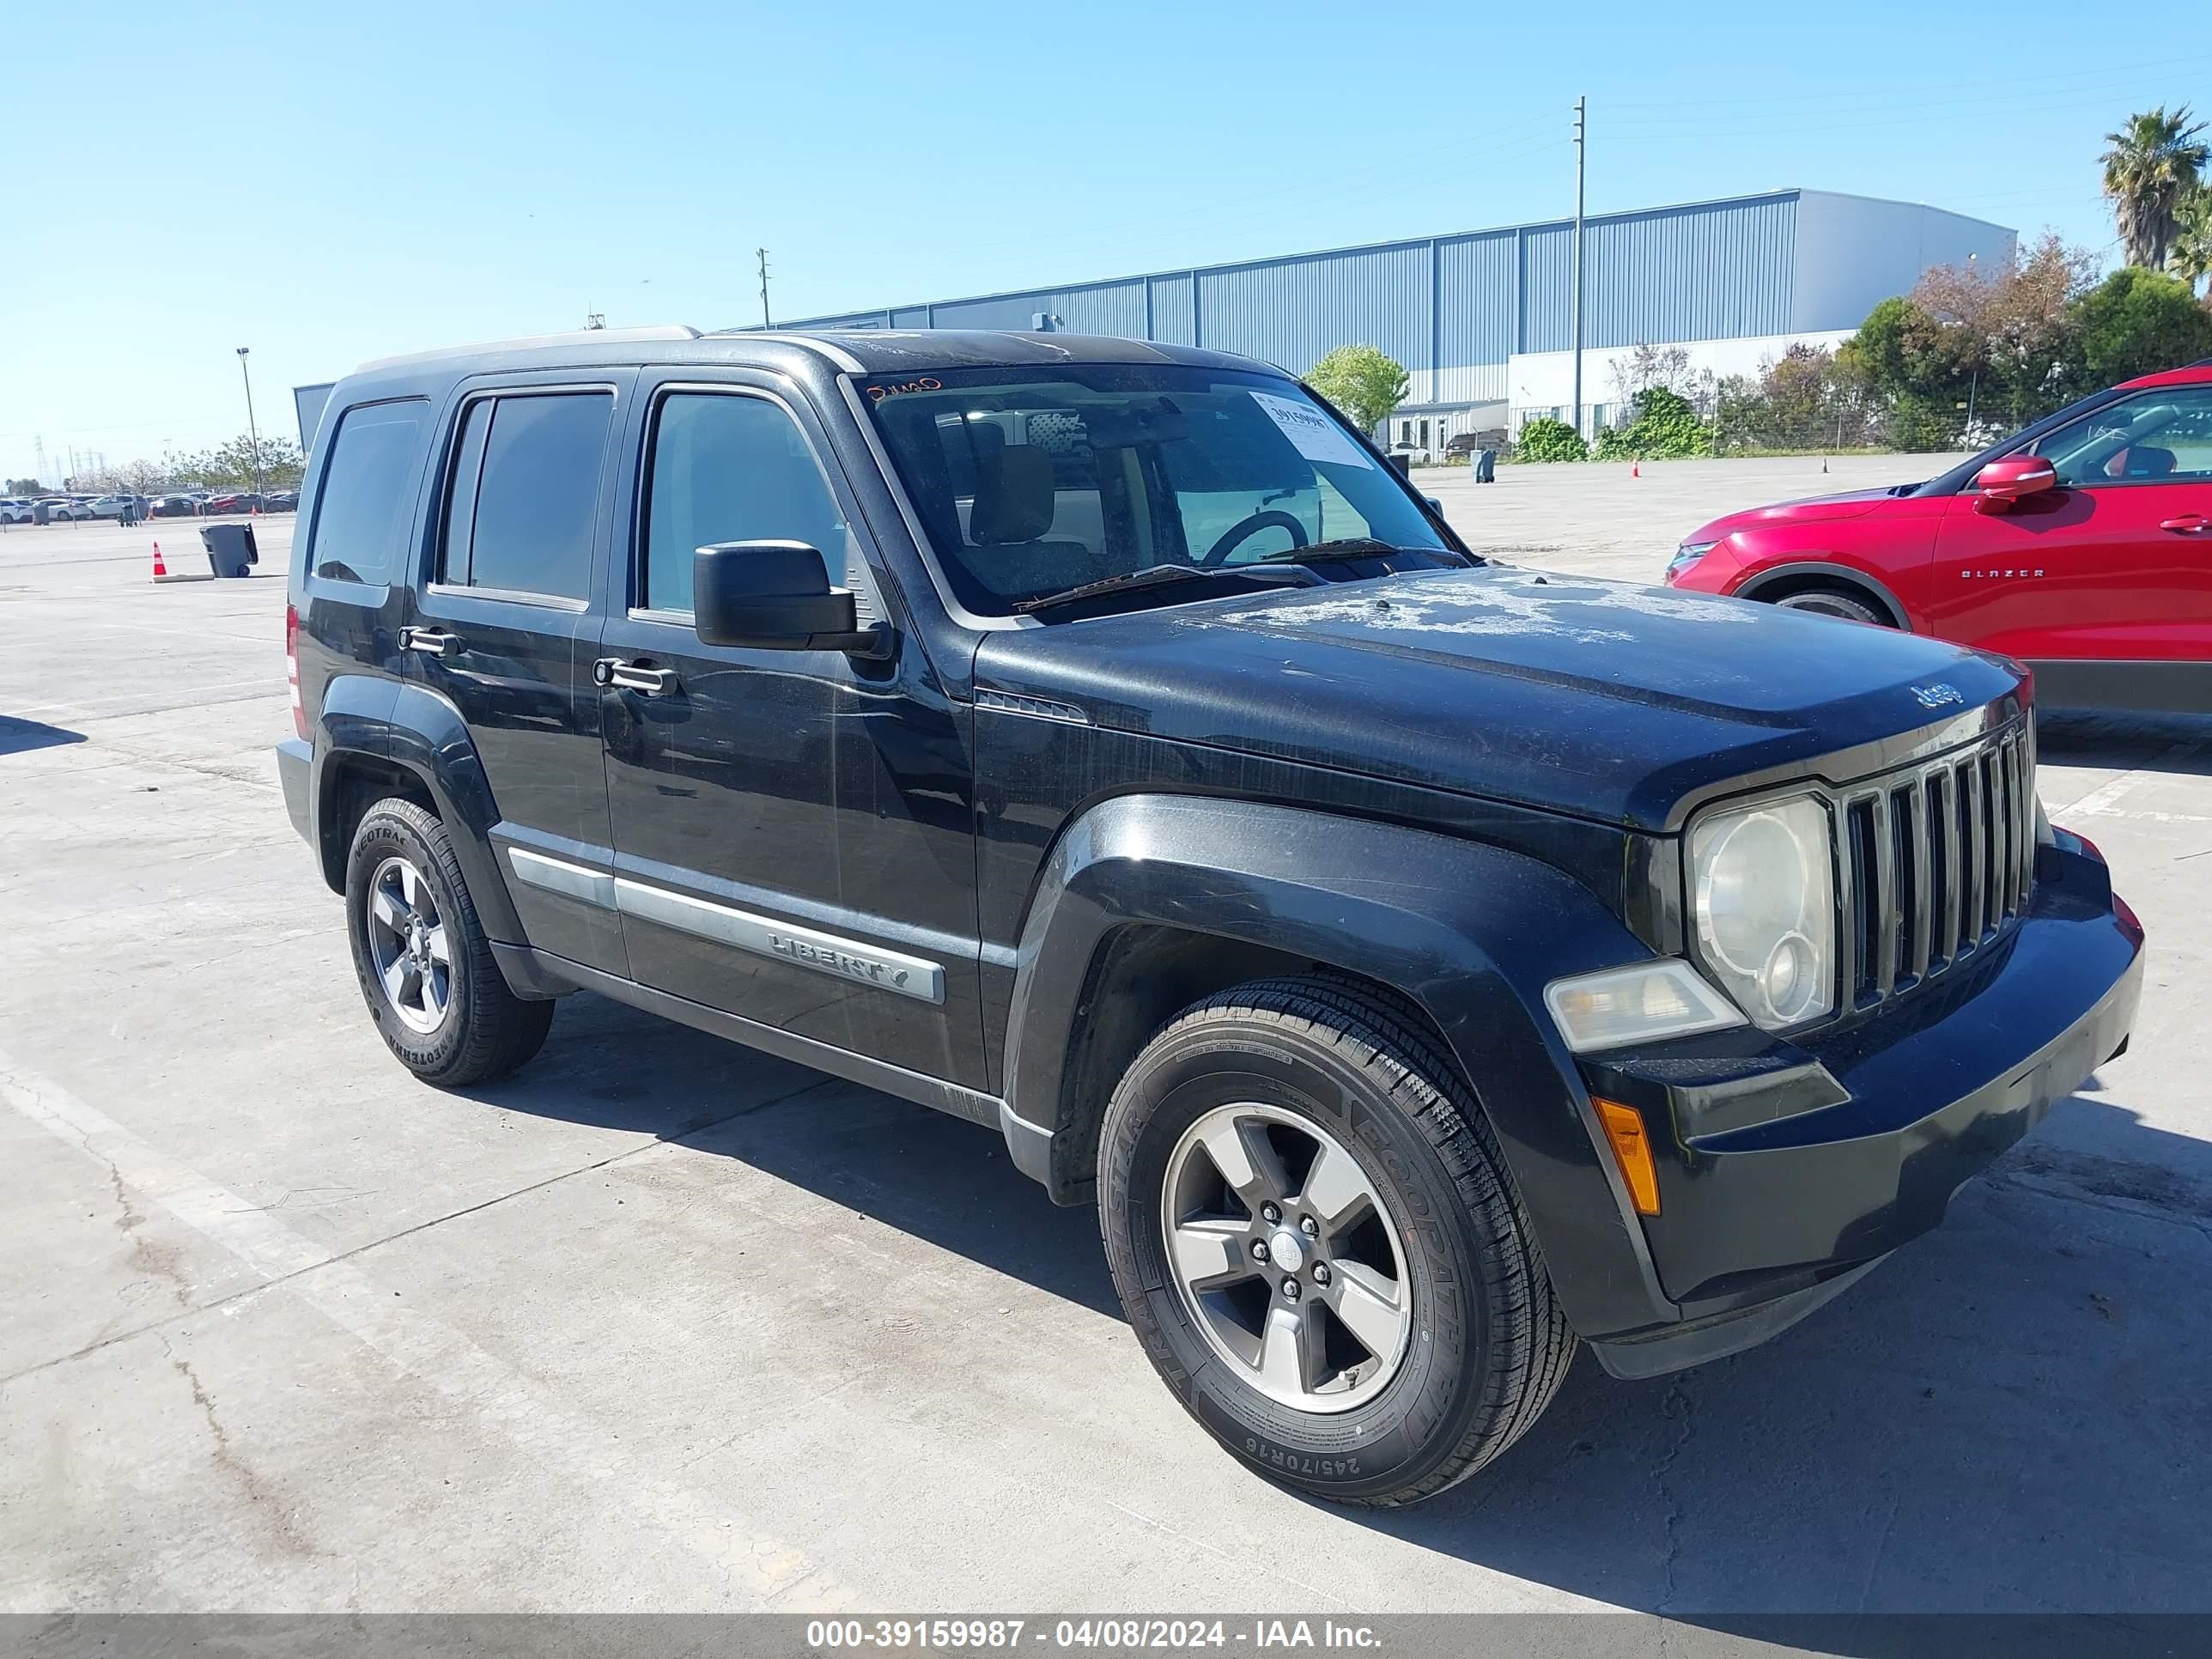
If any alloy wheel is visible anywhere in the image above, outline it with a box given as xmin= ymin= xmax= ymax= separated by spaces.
xmin=364 ymin=854 xmax=453 ymax=1035
xmin=1160 ymin=1102 xmax=1413 ymax=1413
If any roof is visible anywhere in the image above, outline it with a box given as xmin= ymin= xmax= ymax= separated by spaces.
xmin=345 ymin=326 xmax=1279 ymax=383
xmin=762 ymin=186 xmax=2017 ymax=333
xmin=2118 ymin=362 xmax=2212 ymax=390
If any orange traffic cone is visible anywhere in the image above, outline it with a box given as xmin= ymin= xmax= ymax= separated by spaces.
xmin=151 ymin=542 xmax=167 ymax=577
xmin=1631 ymin=459 xmax=1641 ymax=478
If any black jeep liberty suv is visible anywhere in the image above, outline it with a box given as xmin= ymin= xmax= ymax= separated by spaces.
xmin=279 ymin=326 xmax=2142 ymax=1505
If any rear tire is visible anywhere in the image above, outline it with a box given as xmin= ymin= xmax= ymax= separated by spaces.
xmin=1772 ymin=586 xmax=1887 ymax=626
xmin=343 ymin=797 xmax=553 ymax=1087
xmin=1098 ymin=976 xmax=1575 ymax=1506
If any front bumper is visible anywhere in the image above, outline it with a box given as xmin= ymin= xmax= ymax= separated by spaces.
xmin=1579 ymin=830 xmax=2141 ymax=1378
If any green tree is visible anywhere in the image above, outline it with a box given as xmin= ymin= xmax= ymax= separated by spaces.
xmin=2101 ymin=105 xmax=2209 ymax=270
xmin=175 ymin=434 xmax=306 ymax=490
xmin=1304 ymin=343 xmax=1409 ymax=435
xmin=1911 ymin=233 xmax=2097 ymax=424
xmin=1512 ymin=418 xmax=1587 ymax=463
xmin=2065 ymin=266 xmax=2212 ymax=390
xmin=5 ymin=477 xmax=40 ymax=496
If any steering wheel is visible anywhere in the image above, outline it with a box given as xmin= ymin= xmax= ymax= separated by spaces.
xmin=1200 ymin=510 xmax=1309 ymax=567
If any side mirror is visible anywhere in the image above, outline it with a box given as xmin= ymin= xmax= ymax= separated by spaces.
xmin=1971 ymin=456 xmax=2058 ymax=514
xmin=692 ymin=541 xmax=892 ymax=657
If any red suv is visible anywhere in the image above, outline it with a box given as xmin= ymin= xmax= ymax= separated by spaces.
xmin=1667 ymin=362 xmax=2212 ymax=710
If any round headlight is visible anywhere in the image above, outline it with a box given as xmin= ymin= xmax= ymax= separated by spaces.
xmin=1691 ymin=795 xmax=1836 ymax=1030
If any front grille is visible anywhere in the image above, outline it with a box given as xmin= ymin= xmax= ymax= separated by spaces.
xmin=1837 ymin=724 xmax=2037 ymax=1010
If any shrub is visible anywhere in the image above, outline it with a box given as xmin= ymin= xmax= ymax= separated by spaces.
xmin=1514 ymin=418 xmax=1587 ymax=463
xmin=1591 ymin=386 xmax=1712 ymax=460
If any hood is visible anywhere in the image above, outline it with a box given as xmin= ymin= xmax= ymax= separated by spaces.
xmin=1686 ymin=485 xmax=1905 ymax=544
xmin=972 ymin=567 xmax=2025 ymax=832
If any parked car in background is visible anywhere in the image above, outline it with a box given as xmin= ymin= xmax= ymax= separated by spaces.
xmin=1667 ymin=361 xmax=2212 ymax=711
xmin=203 ymin=490 xmax=264 ymax=514
xmin=0 ymin=498 xmax=35 ymax=524
xmin=262 ymin=489 xmax=300 ymax=512
xmin=41 ymin=497 xmax=94 ymax=522
xmin=87 ymin=495 xmax=149 ymax=520
xmin=150 ymin=494 xmax=202 ymax=518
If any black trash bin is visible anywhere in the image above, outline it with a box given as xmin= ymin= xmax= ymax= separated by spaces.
xmin=201 ymin=522 xmax=259 ymax=578
xmin=1474 ymin=447 xmax=1498 ymax=483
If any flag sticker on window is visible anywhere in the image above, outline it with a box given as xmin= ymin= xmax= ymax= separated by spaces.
xmin=1249 ymin=391 xmax=1373 ymax=471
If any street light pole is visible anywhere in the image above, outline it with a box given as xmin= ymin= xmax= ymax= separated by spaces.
xmin=1571 ymin=95 xmax=1586 ymax=441
xmin=236 ymin=347 xmax=262 ymax=495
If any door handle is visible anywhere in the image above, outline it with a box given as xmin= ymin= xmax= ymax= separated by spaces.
xmin=2158 ymin=514 xmax=2209 ymax=534
xmin=593 ymin=658 xmax=681 ymax=696
xmin=398 ymin=627 xmax=463 ymax=658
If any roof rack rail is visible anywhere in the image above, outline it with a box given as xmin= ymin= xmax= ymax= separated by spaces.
xmin=356 ymin=324 xmax=702 ymax=374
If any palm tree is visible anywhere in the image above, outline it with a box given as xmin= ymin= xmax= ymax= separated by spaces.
xmin=2171 ymin=186 xmax=2212 ymax=297
xmin=2103 ymin=106 xmax=2209 ymax=270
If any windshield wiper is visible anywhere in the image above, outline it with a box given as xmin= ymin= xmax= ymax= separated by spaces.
xmin=1010 ymin=562 xmax=1303 ymax=615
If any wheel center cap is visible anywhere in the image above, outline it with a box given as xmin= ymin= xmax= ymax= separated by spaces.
xmin=1267 ymin=1227 xmax=1306 ymax=1274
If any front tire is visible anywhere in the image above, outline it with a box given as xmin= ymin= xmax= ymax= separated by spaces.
xmin=1098 ymin=977 xmax=1574 ymax=1505
xmin=343 ymin=797 xmax=553 ymax=1087
xmin=1773 ymin=586 xmax=1887 ymax=626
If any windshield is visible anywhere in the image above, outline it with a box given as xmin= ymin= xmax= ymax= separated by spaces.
xmin=859 ymin=364 xmax=1457 ymax=617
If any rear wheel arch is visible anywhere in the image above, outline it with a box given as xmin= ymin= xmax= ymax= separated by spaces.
xmin=316 ymin=749 xmax=437 ymax=893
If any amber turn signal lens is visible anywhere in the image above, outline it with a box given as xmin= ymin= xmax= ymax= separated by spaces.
xmin=1595 ymin=1098 xmax=1661 ymax=1216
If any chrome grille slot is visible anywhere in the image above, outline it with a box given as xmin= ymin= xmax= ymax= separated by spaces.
xmin=1836 ymin=725 xmax=2034 ymax=1016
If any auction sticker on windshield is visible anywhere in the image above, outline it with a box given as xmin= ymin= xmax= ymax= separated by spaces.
xmin=1249 ymin=391 xmax=1374 ymax=470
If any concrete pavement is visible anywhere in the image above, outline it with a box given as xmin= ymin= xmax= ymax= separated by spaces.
xmin=1 ymin=493 xmax=2204 ymax=1618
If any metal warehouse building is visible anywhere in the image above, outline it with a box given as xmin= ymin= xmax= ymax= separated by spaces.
xmin=771 ymin=188 xmax=2014 ymax=454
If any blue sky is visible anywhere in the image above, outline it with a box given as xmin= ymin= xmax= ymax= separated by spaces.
xmin=2 ymin=1 xmax=2203 ymax=483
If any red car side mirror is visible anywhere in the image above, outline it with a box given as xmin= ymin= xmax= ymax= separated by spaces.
xmin=1972 ymin=456 xmax=2058 ymax=514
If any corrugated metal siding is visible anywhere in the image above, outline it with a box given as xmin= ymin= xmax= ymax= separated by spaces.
xmin=1520 ymin=224 xmax=1574 ymax=355
xmin=1518 ymin=196 xmax=1795 ymax=353
xmin=767 ymin=191 xmax=2005 ymax=407
xmin=1433 ymin=362 xmax=1508 ymax=404
xmin=1583 ymin=195 xmax=1796 ymax=346
xmin=1437 ymin=232 xmax=1516 ymax=370
xmin=1147 ymin=274 xmax=1195 ymax=344
xmin=1054 ymin=281 xmax=1148 ymax=337
xmin=1194 ymin=242 xmax=1429 ymax=374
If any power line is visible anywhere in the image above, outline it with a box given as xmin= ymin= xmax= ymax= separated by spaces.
xmin=1601 ymin=52 xmax=2212 ymax=114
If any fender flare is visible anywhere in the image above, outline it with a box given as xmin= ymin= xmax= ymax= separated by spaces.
xmin=309 ymin=673 xmax=526 ymax=943
xmin=1000 ymin=794 xmax=1679 ymax=1340
xmin=1733 ymin=559 xmax=1911 ymax=629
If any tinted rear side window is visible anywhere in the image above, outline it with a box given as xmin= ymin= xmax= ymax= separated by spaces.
xmin=449 ymin=392 xmax=612 ymax=600
xmin=309 ymin=401 xmax=428 ymax=583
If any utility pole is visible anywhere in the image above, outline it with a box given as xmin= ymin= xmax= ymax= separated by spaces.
xmin=757 ymin=247 xmax=771 ymax=329
xmin=236 ymin=347 xmax=262 ymax=495
xmin=1571 ymin=95 xmax=1586 ymax=441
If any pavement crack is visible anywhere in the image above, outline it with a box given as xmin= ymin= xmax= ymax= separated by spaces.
xmin=105 ymin=1149 xmax=191 ymax=1309
xmin=1650 ymin=1374 xmax=1698 ymax=1613
xmin=157 ymin=1334 xmax=314 ymax=1557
